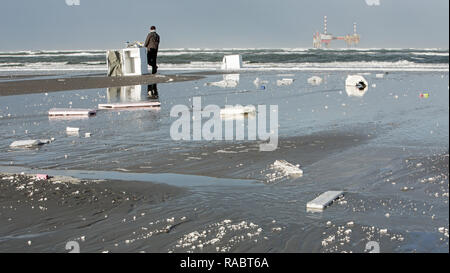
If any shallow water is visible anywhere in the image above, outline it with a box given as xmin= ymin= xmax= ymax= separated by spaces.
xmin=0 ymin=70 xmax=448 ymax=252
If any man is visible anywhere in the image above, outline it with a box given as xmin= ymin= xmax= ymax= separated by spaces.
xmin=144 ymin=26 xmax=160 ymax=74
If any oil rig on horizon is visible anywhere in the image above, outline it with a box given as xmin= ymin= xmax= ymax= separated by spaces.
xmin=313 ymin=16 xmax=360 ymax=48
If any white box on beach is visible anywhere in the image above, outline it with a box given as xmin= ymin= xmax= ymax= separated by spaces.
xmin=221 ymin=55 xmax=243 ymax=70
xmin=10 ymin=140 xmax=43 ymax=148
xmin=107 ymin=48 xmax=149 ymax=76
xmin=48 ymin=108 xmax=96 ymax=117
xmin=122 ymin=48 xmax=149 ymax=76
xmin=98 ymin=101 xmax=161 ymax=109
xmin=307 ymin=191 xmax=344 ymax=211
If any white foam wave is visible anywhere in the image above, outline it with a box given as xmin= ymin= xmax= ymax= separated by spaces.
xmin=0 ymin=60 xmax=448 ymax=73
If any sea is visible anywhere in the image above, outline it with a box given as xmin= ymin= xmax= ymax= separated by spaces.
xmin=0 ymin=48 xmax=448 ymax=75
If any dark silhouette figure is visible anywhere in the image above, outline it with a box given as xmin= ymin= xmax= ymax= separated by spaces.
xmin=144 ymin=26 xmax=160 ymax=74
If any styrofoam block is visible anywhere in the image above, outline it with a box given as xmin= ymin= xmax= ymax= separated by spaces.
xmin=346 ymin=75 xmax=368 ymax=88
xmin=121 ymin=48 xmax=149 ymax=76
xmin=277 ymin=78 xmax=295 ymax=86
xmin=98 ymin=101 xmax=161 ymax=109
xmin=220 ymin=105 xmax=256 ymax=116
xmin=307 ymin=191 xmax=344 ymax=211
xmin=48 ymin=108 xmax=96 ymax=117
xmin=66 ymin=127 xmax=80 ymax=133
xmin=221 ymin=55 xmax=243 ymax=70
xmin=345 ymin=75 xmax=369 ymax=97
xmin=272 ymin=160 xmax=303 ymax=176
xmin=10 ymin=140 xmax=44 ymax=148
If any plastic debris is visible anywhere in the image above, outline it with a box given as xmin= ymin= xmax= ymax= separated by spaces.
xmin=345 ymin=75 xmax=369 ymax=97
xmin=272 ymin=160 xmax=303 ymax=176
xmin=221 ymin=55 xmax=243 ymax=70
xmin=36 ymin=174 xmax=49 ymax=180
xmin=66 ymin=127 xmax=80 ymax=133
xmin=10 ymin=140 xmax=48 ymax=148
xmin=48 ymin=108 xmax=96 ymax=117
xmin=206 ymin=74 xmax=240 ymax=88
xmin=85 ymin=133 xmax=92 ymax=138
xmin=307 ymin=76 xmax=323 ymax=86
xmin=220 ymin=105 xmax=256 ymax=117
xmin=375 ymin=73 xmax=385 ymax=78
xmin=277 ymin=78 xmax=295 ymax=86
xmin=420 ymin=93 xmax=429 ymax=98
xmin=307 ymin=191 xmax=344 ymax=211
xmin=98 ymin=101 xmax=161 ymax=109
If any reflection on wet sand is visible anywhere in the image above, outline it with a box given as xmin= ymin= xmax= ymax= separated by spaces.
xmin=147 ymin=84 xmax=159 ymax=100
xmin=107 ymin=85 xmax=144 ymax=102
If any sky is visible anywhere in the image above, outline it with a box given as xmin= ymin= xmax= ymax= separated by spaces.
xmin=0 ymin=0 xmax=448 ymax=50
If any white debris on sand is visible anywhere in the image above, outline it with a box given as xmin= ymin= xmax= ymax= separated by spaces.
xmin=272 ymin=160 xmax=303 ymax=176
xmin=169 ymin=219 xmax=263 ymax=253
xmin=276 ymin=78 xmax=295 ymax=86
xmin=345 ymin=75 xmax=369 ymax=97
xmin=264 ymin=160 xmax=303 ymax=183
xmin=220 ymin=105 xmax=256 ymax=117
xmin=10 ymin=139 xmax=52 ymax=148
xmin=253 ymin=77 xmax=269 ymax=88
xmin=307 ymin=191 xmax=344 ymax=211
xmin=307 ymin=76 xmax=323 ymax=86
xmin=66 ymin=127 xmax=80 ymax=133
xmin=206 ymin=74 xmax=240 ymax=88
xmin=321 ymin=224 xmax=405 ymax=253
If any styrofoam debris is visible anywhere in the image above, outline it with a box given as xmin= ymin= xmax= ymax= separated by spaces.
xmin=36 ymin=174 xmax=49 ymax=180
xmin=221 ymin=55 xmax=243 ymax=70
xmin=98 ymin=102 xmax=161 ymax=109
xmin=66 ymin=127 xmax=80 ymax=133
xmin=307 ymin=191 xmax=344 ymax=211
xmin=206 ymin=79 xmax=238 ymax=88
xmin=272 ymin=160 xmax=303 ymax=176
xmin=48 ymin=108 xmax=96 ymax=117
xmin=307 ymin=76 xmax=323 ymax=86
xmin=220 ymin=105 xmax=256 ymax=116
xmin=277 ymin=78 xmax=295 ymax=86
xmin=10 ymin=140 xmax=45 ymax=148
xmin=345 ymin=75 xmax=369 ymax=97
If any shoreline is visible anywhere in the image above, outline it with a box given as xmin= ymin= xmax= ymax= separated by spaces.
xmin=0 ymin=73 xmax=206 ymax=97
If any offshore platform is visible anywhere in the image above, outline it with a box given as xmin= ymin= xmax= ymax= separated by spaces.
xmin=313 ymin=16 xmax=360 ymax=48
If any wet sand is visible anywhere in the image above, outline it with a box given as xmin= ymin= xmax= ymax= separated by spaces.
xmin=0 ymin=172 xmax=184 ymax=253
xmin=0 ymin=73 xmax=204 ymax=96
xmin=0 ymin=150 xmax=447 ymax=253
xmin=0 ymin=70 xmax=448 ymax=253
xmin=123 ymin=127 xmax=376 ymax=180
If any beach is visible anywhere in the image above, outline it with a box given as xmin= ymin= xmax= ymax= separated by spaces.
xmin=0 ymin=48 xmax=448 ymax=253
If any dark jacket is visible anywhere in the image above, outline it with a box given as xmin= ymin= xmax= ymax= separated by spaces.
xmin=144 ymin=32 xmax=160 ymax=51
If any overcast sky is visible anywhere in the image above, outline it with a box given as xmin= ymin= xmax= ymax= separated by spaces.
xmin=0 ymin=0 xmax=448 ymax=50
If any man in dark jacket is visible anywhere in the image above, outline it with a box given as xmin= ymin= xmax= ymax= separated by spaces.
xmin=144 ymin=26 xmax=160 ymax=74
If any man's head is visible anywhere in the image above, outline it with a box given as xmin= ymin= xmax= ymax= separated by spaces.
xmin=150 ymin=26 xmax=156 ymax=31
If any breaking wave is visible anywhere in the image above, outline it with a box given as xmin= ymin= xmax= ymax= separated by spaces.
xmin=0 ymin=48 xmax=448 ymax=72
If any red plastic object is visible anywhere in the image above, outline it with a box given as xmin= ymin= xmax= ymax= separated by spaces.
xmin=36 ymin=174 xmax=49 ymax=180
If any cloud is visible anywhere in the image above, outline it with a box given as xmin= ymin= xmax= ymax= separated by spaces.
xmin=365 ymin=0 xmax=380 ymax=6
